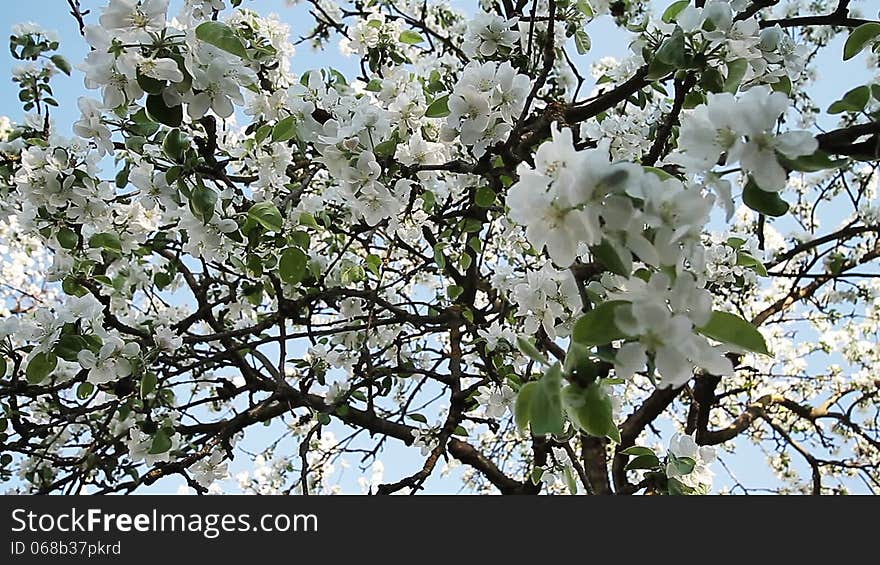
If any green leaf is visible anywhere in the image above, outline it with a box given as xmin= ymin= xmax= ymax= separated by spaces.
xmin=563 ymin=381 xmax=619 ymax=442
xmin=271 ymin=115 xmax=297 ymax=142
xmin=162 ymin=128 xmax=189 ymax=162
xmin=572 ymin=301 xmax=628 ymax=346
xmin=189 ymin=183 xmax=218 ymax=223
xmin=514 ymin=382 xmax=537 ymax=432
xmin=399 ymin=30 xmax=424 ymax=44
xmin=299 ymin=212 xmax=319 ymax=228
xmin=655 ymin=28 xmax=686 ymax=68
xmin=195 ymin=21 xmax=248 ymax=59
xmin=254 ymin=124 xmax=272 ymax=144
xmin=77 ymin=382 xmax=94 ymax=400
xmin=626 ymin=454 xmax=661 ymax=470
xmin=248 ymin=201 xmax=284 ymax=232
xmin=88 ymin=232 xmax=122 ymax=254
xmin=26 ymin=352 xmax=57 ymax=384
xmin=408 ymin=413 xmax=428 ymax=424
xmin=148 ymin=428 xmax=172 ymax=454
xmin=644 ymin=166 xmax=675 ymax=180
xmin=574 ymin=29 xmax=591 ymax=55
xmin=563 ymin=342 xmax=597 ymax=380
xmin=779 ymin=150 xmax=847 ymax=172
xmin=697 ymin=310 xmax=769 ymax=355
xmin=723 ymin=59 xmax=748 ymax=94
xmin=561 ymin=464 xmax=576 ymax=494
xmin=735 ymin=252 xmax=768 ymax=277
xmin=365 ymin=78 xmax=383 ymax=92
xmin=529 ymin=364 xmax=565 ymax=436
xmin=475 ymin=186 xmax=495 ymax=208
xmin=447 ymin=284 xmax=464 ymax=300
xmin=577 ymin=0 xmax=594 ymax=18
xmin=279 ymin=246 xmax=308 ymax=285
xmin=667 ymin=477 xmax=694 ymax=495
xmin=530 ymin=467 xmax=544 ymax=484
xmin=516 ymin=336 xmax=549 ymax=366
xmin=699 ymin=67 xmax=724 ymax=94
xmin=290 ymin=230 xmax=311 ymax=250
xmin=843 ymin=22 xmax=880 ymax=61
xmin=771 ymin=75 xmax=792 ymax=97
xmin=661 ymin=0 xmax=689 ymax=23
xmin=828 ymin=85 xmax=871 ymax=114
xmin=57 ymin=227 xmax=78 ymax=250
xmin=54 ymin=334 xmax=88 ymax=362
xmin=646 ymin=57 xmax=675 ymax=81
xmin=743 ymin=178 xmax=789 ymax=217
xmin=425 ymin=95 xmax=450 ymax=118
xmin=50 ymin=54 xmax=71 ymax=75
xmin=727 ymin=236 xmax=747 ymax=249
xmin=137 ymin=70 xmax=166 ymax=95
xmin=683 ymin=91 xmax=706 ymax=109
xmin=373 ymin=137 xmax=398 ymax=158
xmin=0 ymin=357 xmax=7 ymax=379
xmin=620 ymin=446 xmax=655 ymax=457
xmin=590 ymin=239 xmax=632 ymax=277
xmin=145 ymin=94 xmax=182 ymax=127
xmin=141 ymin=372 xmax=158 ymax=397
xmin=668 ymin=455 xmax=696 ymax=476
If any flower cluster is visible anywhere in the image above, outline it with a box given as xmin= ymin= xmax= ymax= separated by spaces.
xmin=462 ymin=12 xmax=519 ymax=59
xmin=673 ymin=86 xmax=818 ymax=193
xmin=442 ymin=61 xmax=531 ymax=157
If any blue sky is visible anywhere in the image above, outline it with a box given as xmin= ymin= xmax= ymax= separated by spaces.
xmin=0 ymin=0 xmax=875 ymax=494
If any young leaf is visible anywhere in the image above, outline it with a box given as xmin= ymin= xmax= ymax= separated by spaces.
xmin=661 ymin=0 xmax=690 ymax=23
xmin=88 ymin=232 xmax=122 ymax=254
xmin=697 ymin=311 xmax=770 ymax=355
xmin=735 ymin=252 xmax=768 ymax=277
xmin=828 ymin=85 xmax=871 ymax=114
xmin=572 ymin=301 xmax=628 ymax=346
xmin=425 ymin=95 xmax=450 ymax=118
xmin=50 ymin=54 xmax=71 ymax=75
xmin=515 ymin=382 xmax=537 ymax=432
xmin=655 ymin=28 xmax=686 ymax=68
xmin=76 ymin=382 xmax=94 ymax=400
xmin=574 ymin=30 xmax=591 ymax=55
xmin=779 ymin=150 xmax=847 ymax=172
xmin=148 ymin=428 xmax=172 ymax=454
xmin=279 ymin=246 xmax=308 ymax=285
xmin=475 ymin=186 xmax=496 ymax=208
xmin=248 ymin=201 xmax=284 ymax=232
xmin=590 ymin=239 xmax=632 ymax=277
xmin=743 ymin=178 xmax=789 ymax=217
xmin=162 ymin=128 xmax=189 ymax=162
xmin=272 ymin=115 xmax=297 ymax=142
xmin=529 ymin=364 xmax=565 ymax=436
xmin=57 ymin=227 xmax=78 ymax=250
xmin=399 ymin=30 xmax=424 ymax=44
xmin=195 ymin=21 xmax=248 ymax=59
xmin=843 ymin=22 xmax=880 ymax=61
xmin=563 ymin=382 xmax=619 ymax=442
xmin=189 ymin=183 xmax=218 ymax=223
xmin=723 ymin=59 xmax=748 ymax=93
xmin=517 ymin=336 xmax=549 ymax=366
xmin=626 ymin=454 xmax=661 ymax=470
xmin=26 ymin=352 xmax=57 ymax=384
xmin=141 ymin=372 xmax=158 ymax=397
xmin=668 ymin=455 xmax=696 ymax=476
xmin=620 ymin=446 xmax=655 ymax=457
xmin=145 ymin=94 xmax=182 ymax=127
